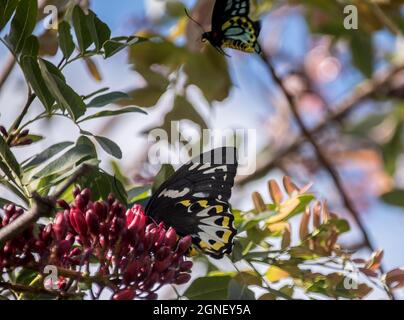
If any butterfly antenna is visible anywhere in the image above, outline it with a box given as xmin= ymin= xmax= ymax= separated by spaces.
xmin=184 ymin=8 xmax=205 ymax=33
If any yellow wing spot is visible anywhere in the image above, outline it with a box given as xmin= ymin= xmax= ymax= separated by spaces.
xmin=197 ymin=200 xmax=209 ymax=208
xmin=222 ymin=216 xmax=230 ymax=228
xmin=214 ymin=205 xmax=224 ymax=213
xmin=211 ymin=241 xmax=225 ymax=251
xmin=179 ymin=200 xmax=191 ymax=207
xmin=198 ymin=240 xmax=210 ymax=249
xmin=222 ymin=230 xmax=233 ymax=243
xmin=186 ymin=246 xmax=198 ymax=257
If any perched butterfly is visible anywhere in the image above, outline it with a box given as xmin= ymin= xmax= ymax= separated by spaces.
xmin=187 ymin=0 xmax=261 ymax=55
xmin=145 ymin=147 xmax=238 ymax=259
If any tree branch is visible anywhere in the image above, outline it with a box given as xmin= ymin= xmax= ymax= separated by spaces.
xmin=258 ymin=52 xmax=382 ymax=261
xmin=236 ymin=64 xmax=404 ymax=186
xmin=0 ymin=164 xmax=92 ymax=245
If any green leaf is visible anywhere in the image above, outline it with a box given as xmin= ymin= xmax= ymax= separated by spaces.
xmin=152 ymin=164 xmax=175 ymax=193
xmin=0 ymin=0 xmax=19 ymax=31
xmin=32 ymin=144 xmax=94 ymax=179
xmin=79 ymin=107 xmax=146 ymax=122
xmin=23 ymin=141 xmax=73 ymax=171
xmin=6 ymin=0 xmax=37 ymax=53
xmin=38 ymin=59 xmax=86 ymax=120
xmin=76 ymin=135 xmax=97 ymax=157
xmin=24 ymin=134 xmax=43 ymax=144
xmin=58 ymin=21 xmax=75 ymax=59
xmin=87 ymin=10 xmax=111 ymax=52
xmin=0 ymin=197 xmax=13 ymax=208
xmin=72 ymin=5 xmax=93 ymax=52
xmin=16 ymin=268 xmax=38 ymax=285
xmin=1 ymin=179 xmax=29 ymax=206
xmin=127 ymin=185 xmax=152 ymax=202
xmin=103 ymin=36 xmax=146 ymax=58
xmin=0 ymin=135 xmax=21 ymax=177
xmin=87 ymin=91 xmax=130 ymax=108
xmin=94 ymin=136 xmax=122 ymax=159
xmin=78 ymin=168 xmax=127 ymax=204
xmin=21 ymin=35 xmax=39 ymax=57
xmin=184 ymin=276 xmax=232 ymax=300
xmin=227 ymin=279 xmax=255 ymax=300
xmin=381 ymin=189 xmax=404 ymax=207
xmin=350 ymin=31 xmax=373 ymax=78
xmin=21 ymin=56 xmax=55 ymax=113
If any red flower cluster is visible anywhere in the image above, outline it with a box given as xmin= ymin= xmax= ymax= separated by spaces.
xmin=0 ymin=188 xmax=193 ymax=299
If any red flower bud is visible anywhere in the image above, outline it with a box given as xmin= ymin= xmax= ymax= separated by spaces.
xmin=161 ymin=269 xmax=176 ymax=284
xmin=71 ymin=209 xmax=87 ymax=236
xmin=73 ymin=187 xmax=81 ymax=198
xmin=155 ymin=246 xmax=171 ymax=261
xmin=124 ymin=260 xmax=140 ymax=284
xmin=0 ymin=125 xmax=8 ymax=137
xmin=80 ymin=188 xmax=92 ymax=205
xmin=153 ymin=255 xmax=173 ymax=273
xmin=146 ymin=292 xmax=158 ymax=300
xmin=17 ymin=138 xmax=33 ymax=146
xmin=41 ymin=224 xmax=53 ymax=243
xmin=107 ymin=193 xmax=115 ymax=205
xmin=57 ymin=240 xmax=71 ymax=257
xmin=180 ymin=260 xmax=193 ymax=272
xmin=53 ymin=212 xmax=68 ymax=240
xmin=177 ymin=236 xmax=192 ymax=255
xmin=85 ymin=209 xmax=100 ymax=236
xmin=94 ymin=201 xmax=107 ymax=220
xmin=113 ymin=289 xmax=135 ymax=300
xmin=74 ymin=194 xmax=86 ymax=211
xmin=69 ymin=247 xmax=82 ymax=257
xmin=164 ymin=227 xmax=177 ymax=249
xmin=175 ymin=273 xmax=191 ymax=285
xmin=57 ymin=199 xmax=70 ymax=210
xmin=154 ymin=228 xmax=166 ymax=249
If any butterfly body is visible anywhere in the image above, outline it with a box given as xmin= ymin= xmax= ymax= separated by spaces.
xmin=201 ymin=0 xmax=261 ymax=55
xmin=145 ymin=147 xmax=238 ymax=259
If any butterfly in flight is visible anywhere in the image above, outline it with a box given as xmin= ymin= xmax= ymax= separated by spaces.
xmin=187 ymin=0 xmax=261 ymax=55
xmin=145 ymin=147 xmax=238 ymax=259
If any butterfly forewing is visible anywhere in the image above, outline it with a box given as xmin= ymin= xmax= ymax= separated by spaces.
xmin=212 ymin=0 xmax=250 ymax=30
xmin=145 ymin=147 xmax=238 ymax=259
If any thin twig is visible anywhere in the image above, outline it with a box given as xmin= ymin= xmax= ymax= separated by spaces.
xmin=0 ymin=164 xmax=92 ymax=245
xmin=6 ymin=92 xmax=36 ymax=139
xmin=259 ymin=52 xmax=396 ymax=298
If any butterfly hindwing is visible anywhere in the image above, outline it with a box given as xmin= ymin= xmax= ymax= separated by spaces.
xmin=145 ymin=147 xmax=238 ymax=259
xmin=221 ymin=16 xmax=261 ymax=53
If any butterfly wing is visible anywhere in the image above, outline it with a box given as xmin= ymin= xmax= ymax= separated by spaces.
xmin=211 ymin=0 xmax=250 ymax=31
xmin=221 ymin=17 xmax=262 ymax=53
xmin=145 ymin=147 xmax=238 ymax=259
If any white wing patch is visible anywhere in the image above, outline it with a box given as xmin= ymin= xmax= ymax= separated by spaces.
xmin=158 ymin=187 xmax=190 ymax=198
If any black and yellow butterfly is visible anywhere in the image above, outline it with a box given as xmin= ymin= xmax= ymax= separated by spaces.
xmin=200 ymin=0 xmax=261 ymax=55
xmin=145 ymin=147 xmax=238 ymax=259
